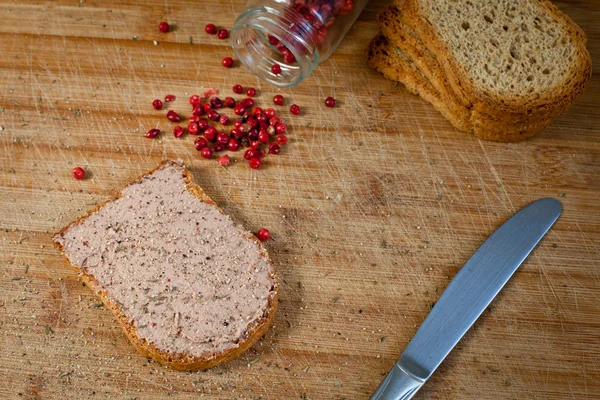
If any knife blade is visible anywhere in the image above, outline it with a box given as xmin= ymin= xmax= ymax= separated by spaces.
xmin=370 ymin=198 xmax=562 ymax=400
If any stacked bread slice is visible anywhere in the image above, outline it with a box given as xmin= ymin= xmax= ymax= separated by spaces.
xmin=368 ymin=0 xmax=592 ymax=142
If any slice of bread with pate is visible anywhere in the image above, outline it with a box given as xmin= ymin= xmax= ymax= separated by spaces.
xmin=53 ymin=160 xmax=278 ymax=370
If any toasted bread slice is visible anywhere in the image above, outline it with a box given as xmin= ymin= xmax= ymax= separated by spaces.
xmin=53 ymin=160 xmax=278 ymax=370
xmin=368 ymin=33 xmax=559 ymax=141
xmin=377 ymin=7 xmax=562 ymax=141
xmin=367 ymin=34 xmax=472 ymax=133
xmin=378 ymin=5 xmax=473 ymax=109
xmin=396 ymin=0 xmax=591 ymax=115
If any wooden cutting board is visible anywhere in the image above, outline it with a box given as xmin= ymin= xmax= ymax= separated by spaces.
xmin=0 ymin=1 xmax=598 ymax=399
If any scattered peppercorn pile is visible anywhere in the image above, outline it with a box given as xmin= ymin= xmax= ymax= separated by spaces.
xmin=147 ymin=89 xmax=338 ymax=169
xmin=143 ymin=20 xmax=336 ymax=169
xmin=147 ymin=87 xmax=297 ymax=169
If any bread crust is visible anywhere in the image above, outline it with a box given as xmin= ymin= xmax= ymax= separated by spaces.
xmin=378 ymin=5 xmax=473 ymax=109
xmin=53 ymin=160 xmax=278 ymax=371
xmin=368 ymin=34 xmax=473 ymax=133
xmin=371 ymin=2 xmax=588 ymax=142
xmin=368 ymin=32 xmax=558 ymax=141
xmin=396 ymin=0 xmax=592 ymax=112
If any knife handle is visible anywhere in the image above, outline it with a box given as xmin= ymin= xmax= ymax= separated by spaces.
xmin=370 ymin=364 xmax=424 ymax=400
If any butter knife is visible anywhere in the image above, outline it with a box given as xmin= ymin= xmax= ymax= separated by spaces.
xmin=370 ymin=198 xmax=562 ymax=400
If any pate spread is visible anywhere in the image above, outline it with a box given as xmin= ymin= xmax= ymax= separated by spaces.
xmin=55 ymin=164 xmax=275 ymax=357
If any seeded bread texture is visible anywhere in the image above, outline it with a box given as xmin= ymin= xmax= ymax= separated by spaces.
xmin=53 ymin=160 xmax=278 ymax=371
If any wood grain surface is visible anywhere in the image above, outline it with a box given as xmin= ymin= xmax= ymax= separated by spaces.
xmin=0 ymin=1 xmax=599 ymax=399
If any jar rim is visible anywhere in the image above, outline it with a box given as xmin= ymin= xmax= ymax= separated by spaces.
xmin=231 ymin=5 xmax=320 ymax=87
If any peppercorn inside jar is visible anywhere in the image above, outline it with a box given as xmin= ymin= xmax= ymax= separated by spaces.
xmin=231 ymin=0 xmax=369 ymax=87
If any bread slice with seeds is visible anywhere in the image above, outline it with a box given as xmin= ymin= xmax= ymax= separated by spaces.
xmin=53 ymin=160 xmax=278 ymax=370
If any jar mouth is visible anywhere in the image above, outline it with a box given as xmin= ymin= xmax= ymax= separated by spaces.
xmin=231 ymin=6 xmax=319 ymax=88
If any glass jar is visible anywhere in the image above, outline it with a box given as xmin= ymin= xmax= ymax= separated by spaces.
xmin=231 ymin=0 xmax=370 ymax=87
